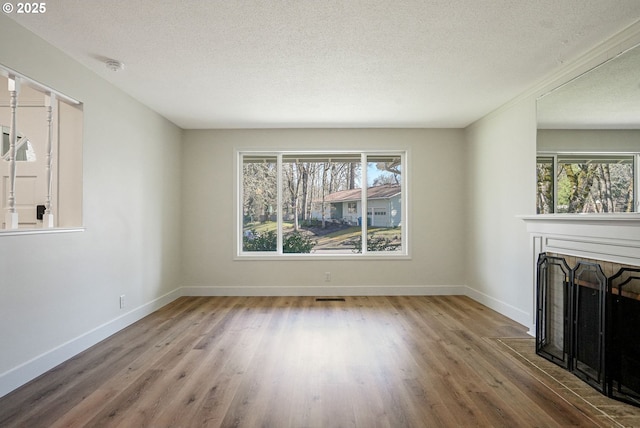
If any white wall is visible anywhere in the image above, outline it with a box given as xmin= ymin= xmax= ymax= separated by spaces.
xmin=538 ymin=129 xmax=640 ymax=152
xmin=181 ymin=128 xmax=468 ymax=295
xmin=0 ymin=15 xmax=183 ymax=396
xmin=463 ymin=23 xmax=640 ymax=333
xmin=464 ymin=99 xmax=538 ymax=330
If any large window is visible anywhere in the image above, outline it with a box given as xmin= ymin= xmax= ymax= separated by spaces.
xmin=239 ymin=151 xmax=407 ymax=257
xmin=537 ymin=154 xmax=638 ymax=214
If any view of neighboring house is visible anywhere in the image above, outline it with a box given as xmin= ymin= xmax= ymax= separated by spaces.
xmin=312 ymin=184 xmax=402 ymax=227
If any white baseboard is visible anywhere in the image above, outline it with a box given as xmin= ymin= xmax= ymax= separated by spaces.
xmin=180 ymin=284 xmax=467 ymax=297
xmin=464 ymin=285 xmax=532 ymax=331
xmin=182 ymin=285 xmax=534 ymax=332
xmin=0 ymin=288 xmax=182 ymax=399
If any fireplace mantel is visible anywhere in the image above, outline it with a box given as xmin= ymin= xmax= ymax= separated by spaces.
xmin=520 ymin=214 xmax=640 ymax=266
xmin=529 ymin=216 xmax=640 ymax=407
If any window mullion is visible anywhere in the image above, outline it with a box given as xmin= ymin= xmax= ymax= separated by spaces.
xmin=401 ymin=151 xmax=407 ymax=250
xmin=277 ymin=153 xmax=283 ymax=255
xmin=238 ymin=152 xmax=249 ymax=255
xmin=552 ymin=154 xmax=558 ymax=214
xmin=633 ymin=154 xmax=640 ymax=212
xmin=361 ymin=153 xmax=367 ymax=255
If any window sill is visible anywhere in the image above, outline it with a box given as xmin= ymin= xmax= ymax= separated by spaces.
xmin=235 ymin=253 xmax=411 ymax=261
xmin=0 ymin=227 xmax=85 ymax=237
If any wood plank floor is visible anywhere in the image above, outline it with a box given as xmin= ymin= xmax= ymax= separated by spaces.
xmin=0 ymin=295 xmax=625 ymax=427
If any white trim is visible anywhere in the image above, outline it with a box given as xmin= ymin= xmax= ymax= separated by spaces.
xmin=636 ymin=154 xmax=640 ymax=212
xmin=361 ymin=153 xmax=368 ymax=255
xmin=181 ymin=284 xmax=532 ymax=334
xmin=234 ymin=254 xmax=412 ymax=261
xmin=520 ymin=213 xmax=640 ymax=223
xmin=0 ymin=227 xmax=85 ymax=237
xmin=0 ymin=288 xmax=181 ymax=398
xmin=401 ymin=150 xmax=409 ymax=253
xmin=0 ymin=63 xmax=81 ymax=105
xmin=181 ymin=284 xmax=466 ymax=297
xmin=521 ymin=219 xmax=640 ymax=266
xmin=277 ymin=153 xmax=283 ymax=253
xmin=464 ymin=286 xmax=533 ymax=334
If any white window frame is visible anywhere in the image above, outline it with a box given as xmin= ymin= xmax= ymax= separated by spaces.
xmin=236 ymin=149 xmax=409 ymax=259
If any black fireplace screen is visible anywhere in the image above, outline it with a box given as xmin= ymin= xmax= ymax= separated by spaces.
xmin=572 ymin=261 xmax=607 ymax=392
xmin=536 ymin=255 xmax=571 ymax=369
xmin=608 ymin=268 xmax=640 ymax=406
xmin=536 ymin=254 xmax=640 ymax=407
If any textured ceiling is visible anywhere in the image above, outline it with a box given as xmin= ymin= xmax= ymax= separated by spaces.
xmin=8 ymin=1 xmax=640 ymax=129
xmin=537 ymin=43 xmax=640 ymax=129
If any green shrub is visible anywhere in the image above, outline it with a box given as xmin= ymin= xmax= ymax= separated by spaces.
xmin=283 ymin=232 xmax=316 ymax=253
xmin=350 ymin=233 xmax=400 ymax=253
xmin=243 ymin=229 xmax=315 ymax=253
xmin=243 ymin=229 xmax=277 ymax=251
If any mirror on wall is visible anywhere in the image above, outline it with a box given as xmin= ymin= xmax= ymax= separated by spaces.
xmin=536 ymin=43 xmax=640 ymax=214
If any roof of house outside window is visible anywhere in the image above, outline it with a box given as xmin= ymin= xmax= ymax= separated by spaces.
xmin=324 ymin=184 xmax=401 ymax=203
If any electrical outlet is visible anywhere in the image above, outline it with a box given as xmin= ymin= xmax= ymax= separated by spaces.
xmin=119 ymin=295 xmax=126 ymax=309
xmin=325 ymin=272 xmax=331 ymax=282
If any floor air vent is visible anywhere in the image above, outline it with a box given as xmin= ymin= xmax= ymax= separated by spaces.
xmin=315 ymin=297 xmax=346 ymax=302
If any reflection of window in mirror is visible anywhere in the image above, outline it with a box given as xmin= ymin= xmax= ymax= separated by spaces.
xmin=537 ymin=154 xmax=636 ymax=214
xmin=536 ymin=42 xmax=640 ymax=214
xmin=536 ymin=157 xmax=554 ymax=214
xmin=1 ymin=71 xmax=84 ymax=230
xmin=2 ymin=126 xmax=36 ymax=162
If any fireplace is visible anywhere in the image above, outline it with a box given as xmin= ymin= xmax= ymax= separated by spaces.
xmin=537 ymin=253 xmax=640 ymax=406
xmin=522 ymin=214 xmax=640 ymax=405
